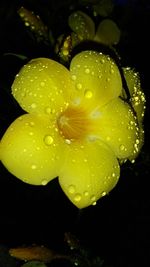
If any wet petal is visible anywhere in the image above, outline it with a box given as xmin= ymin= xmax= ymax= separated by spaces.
xmin=59 ymin=141 xmax=120 ymax=208
xmin=0 ymin=114 xmax=64 ymax=185
xmin=68 ymin=11 xmax=95 ymax=40
xmin=94 ymin=19 xmax=120 ymax=45
xmin=70 ymin=51 xmax=122 ymax=107
xmin=123 ymin=67 xmax=146 ymax=123
xmin=12 ymin=58 xmax=74 ymax=114
xmin=96 ymin=98 xmax=141 ymax=160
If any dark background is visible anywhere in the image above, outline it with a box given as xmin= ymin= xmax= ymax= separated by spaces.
xmin=0 ymin=1 xmax=150 ymax=266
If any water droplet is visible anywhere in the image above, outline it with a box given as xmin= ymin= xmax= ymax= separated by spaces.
xmin=25 ymin=21 xmax=30 ymax=27
xmin=91 ymin=195 xmax=97 ymax=205
xmin=84 ymin=191 xmax=89 ymax=197
xmin=101 ymin=191 xmax=107 ymax=197
xmin=41 ymin=179 xmax=48 ymax=185
xmin=45 ymin=107 xmax=51 ymax=114
xmin=65 ymin=139 xmax=71 ymax=145
xmin=31 ymin=164 xmax=37 ymax=170
xmin=10 ymin=127 xmax=14 ymax=131
xmin=106 ymin=77 xmax=110 ymax=82
xmin=31 ymin=103 xmax=36 ymax=109
xmin=44 ymin=135 xmax=54 ymax=145
xmin=110 ymin=68 xmax=114 ymax=74
xmin=76 ymin=83 xmax=82 ymax=90
xmin=119 ymin=144 xmax=125 ymax=151
xmin=91 ymin=195 xmax=96 ymax=202
xmin=68 ymin=185 xmax=75 ymax=194
xmin=85 ymin=68 xmax=90 ymax=74
xmin=136 ymin=139 xmax=140 ymax=144
xmin=100 ymin=58 xmax=105 ymax=64
xmin=18 ymin=117 xmax=23 ymax=121
xmin=74 ymin=194 xmax=81 ymax=202
xmin=84 ymin=90 xmax=93 ymax=99
xmin=29 ymin=121 xmax=35 ymax=127
xmin=71 ymin=75 xmax=77 ymax=81
xmin=40 ymin=81 xmax=45 ymax=87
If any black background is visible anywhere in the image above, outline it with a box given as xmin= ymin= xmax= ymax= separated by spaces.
xmin=0 ymin=1 xmax=150 ymax=266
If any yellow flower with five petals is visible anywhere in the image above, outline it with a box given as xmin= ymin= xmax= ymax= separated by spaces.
xmin=0 ymin=51 xmax=145 ymax=208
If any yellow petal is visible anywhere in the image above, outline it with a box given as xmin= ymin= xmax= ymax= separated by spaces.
xmin=0 ymin=114 xmax=64 ymax=185
xmin=12 ymin=58 xmax=74 ymax=114
xmin=59 ymin=141 xmax=120 ymax=208
xmin=96 ymin=98 xmax=141 ymax=160
xmin=123 ymin=67 xmax=146 ymax=123
xmin=68 ymin=11 xmax=95 ymax=40
xmin=70 ymin=51 xmax=122 ymax=107
xmin=94 ymin=19 xmax=120 ymax=45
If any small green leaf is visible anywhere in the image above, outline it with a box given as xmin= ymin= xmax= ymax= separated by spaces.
xmin=21 ymin=260 xmax=47 ymax=267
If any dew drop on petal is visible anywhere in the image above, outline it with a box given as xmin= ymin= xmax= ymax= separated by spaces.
xmin=68 ymin=185 xmax=75 ymax=194
xmin=119 ymin=144 xmax=125 ymax=151
xmin=71 ymin=74 xmax=77 ymax=81
xmin=91 ymin=195 xmax=96 ymax=201
xmin=74 ymin=194 xmax=81 ymax=202
xmin=85 ymin=68 xmax=90 ymax=74
xmin=106 ymin=136 xmax=111 ymax=141
xmin=102 ymin=191 xmax=107 ymax=197
xmin=110 ymin=68 xmax=114 ymax=74
xmin=40 ymin=81 xmax=45 ymax=87
xmin=76 ymin=83 xmax=82 ymax=90
xmin=29 ymin=121 xmax=35 ymax=127
xmin=84 ymin=90 xmax=93 ymax=99
xmin=31 ymin=103 xmax=37 ymax=109
xmin=41 ymin=179 xmax=48 ymax=185
xmin=44 ymin=135 xmax=54 ymax=145
xmin=101 ymin=58 xmax=105 ymax=64
xmin=45 ymin=107 xmax=52 ymax=114
xmin=84 ymin=191 xmax=89 ymax=197
xmin=65 ymin=139 xmax=71 ymax=145
xmin=31 ymin=164 xmax=37 ymax=170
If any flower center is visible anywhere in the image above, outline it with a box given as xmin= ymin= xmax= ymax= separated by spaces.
xmin=57 ymin=107 xmax=92 ymax=141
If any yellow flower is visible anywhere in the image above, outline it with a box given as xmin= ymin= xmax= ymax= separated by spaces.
xmin=0 ymin=51 xmax=145 ymax=208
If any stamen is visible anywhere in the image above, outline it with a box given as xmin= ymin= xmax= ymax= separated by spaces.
xmin=57 ymin=107 xmax=92 ymax=140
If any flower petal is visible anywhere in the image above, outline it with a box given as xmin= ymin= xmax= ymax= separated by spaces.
xmin=70 ymin=51 xmax=122 ymax=107
xmin=0 ymin=114 xmax=64 ymax=185
xmin=12 ymin=58 xmax=74 ymax=114
xmin=94 ymin=19 xmax=121 ymax=45
xmin=68 ymin=11 xmax=95 ymax=40
xmin=59 ymin=141 xmax=120 ymax=208
xmin=95 ymin=98 xmax=141 ymax=160
xmin=123 ymin=67 xmax=146 ymax=123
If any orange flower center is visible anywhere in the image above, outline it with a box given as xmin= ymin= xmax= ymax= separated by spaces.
xmin=57 ymin=107 xmax=93 ymax=141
